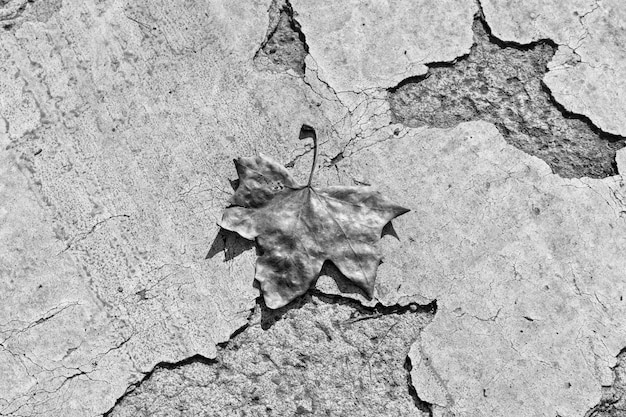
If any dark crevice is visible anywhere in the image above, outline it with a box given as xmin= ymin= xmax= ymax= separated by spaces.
xmin=585 ymin=347 xmax=626 ymax=417
xmin=474 ymin=1 xmax=558 ymax=51
xmin=389 ymin=61 xmax=465 ymax=92
xmin=101 ymin=353 xmax=218 ymax=417
xmin=0 ymin=0 xmax=28 ymax=24
xmin=310 ymin=289 xmax=437 ymax=318
xmin=327 ymin=151 xmax=344 ymax=166
xmin=101 ymin=303 xmax=259 ymax=417
xmin=254 ymin=0 xmax=309 ymax=75
xmin=104 ymin=293 xmax=437 ymax=417
xmin=388 ymin=13 xmax=626 ymax=179
xmin=284 ymin=0 xmax=308 ymax=54
xmin=405 ymin=357 xmax=434 ymax=416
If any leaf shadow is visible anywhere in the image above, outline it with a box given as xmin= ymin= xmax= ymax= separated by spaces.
xmin=258 ymin=294 xmax=310 ymax=330
xmin=319 ymin=261 xmax=373 ymax=300
xmin=205 ymin=228 xmax=255 ymax=261
xmin=381 ymin=221 xmax=399 ymax=240
xmin=210 ymin=220 xmax=404 ymax=329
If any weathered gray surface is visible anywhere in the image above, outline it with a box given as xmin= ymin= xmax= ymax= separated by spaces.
xmin=482 ymin=0 xmax=626 ymax=136
xmin=2 ymin=0 xmax=626 ymax=416
xmin=107 ymin=294 xmax=434 ymax=417
xmin=586 ymin=348 xmax=626 ymax=417
xmin=0 ymin=0 xmax=324 ymax=414
xmin=389 ymin=18 xmax=625 ymax=179
xmin=291 ymin=0 xmax=476 ymax=92
xmin=340 ymin=122 xmax=626 ymax=417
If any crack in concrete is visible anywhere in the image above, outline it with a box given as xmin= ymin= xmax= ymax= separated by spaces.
xmin=253 ymin=0 xmax=308 ymax=76
xmin=388 ymin=12 xmax=626 ymax=179
xmin=103 ymin=292 xmax=437 ymax=417
xmin=585 ymin=347 xmax=626 ymax=417
xmin=0 ymin=318 xmax=133 ymax=416
xmin=59 ymin=214 xmax=131 ymax=254
xmin=252 ymin=0 xmax=403 ymax=169
xmin=0 ymin=302 xmax=81 ymax=345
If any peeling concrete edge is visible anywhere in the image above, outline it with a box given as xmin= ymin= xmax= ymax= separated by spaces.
xmin=100 ymin=300 xmax=258 ymax=417
xmin=101 ymin=291 xmax=438 ymax=416
xmin=253 ymin=0 xmax=309 ymax=74
xmin=387 ymin=6 xmax=626 ymax=178
xmin=473 ymin=0 xmax=555 ymax=51
xmin=540 ymin=81 xmax=625 ymax=174
xmin=404 ymin=356 xmax=435 ymax=417
xmin=311 ymin=290 xmax=439 ymax=417
xmin=584 ymin=346 xmax=626 ymax=417
xmin=99 ymin=353 xmax=217 ymax=417
xmin=472 ymin=2 xmax=626 ymax=173
xmin=616 ymin=148 xmax=626 ymax=176
xmin=385 ymin=9 xmax=557 ymax=91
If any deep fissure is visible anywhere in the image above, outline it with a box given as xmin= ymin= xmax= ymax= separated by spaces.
xmin=585 ymin=347 xmax=626 ymax=417
xmin=254 ymin=0 xmax=309 ymax=75
xmin=388 ymin=15 xmax=626 ymax=179
xmin=104 ymin=292 xmax=437 ymax=417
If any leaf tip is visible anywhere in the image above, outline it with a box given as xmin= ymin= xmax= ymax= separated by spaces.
xmin=397 ymin=206 xmax=411 ymax=216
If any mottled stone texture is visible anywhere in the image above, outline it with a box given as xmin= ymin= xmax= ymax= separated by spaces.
xmin=482 ymin=0 xmax=626 ymax=136
xmin=389 ymin=18 xmax=625 ymax=178
xmin=254 ymin=0 xmax=308 ymax=75
xmin=108 ymin=294 xmax=434 ymax=417
xmin=587 ymin=348 xmax=626 ymax=417
xmin=2 ymin=0 xmax=626 ymax=416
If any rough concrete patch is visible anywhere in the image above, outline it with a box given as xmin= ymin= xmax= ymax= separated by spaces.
xmin=106 ymin=293 xmax=436 ymax=417
xmin=254 ymin=0 xmax=308 ymax=75
xmin=481 ymin=0 xmax=626 ymax=136
xmin=586 ymin=348 xmax=626 ymax=417
xmin=388 ymin=17 xmax=626 ymax=179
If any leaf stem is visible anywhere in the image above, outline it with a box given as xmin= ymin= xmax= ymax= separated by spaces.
xmin=299 ymin=124 xmax=318 ymax=187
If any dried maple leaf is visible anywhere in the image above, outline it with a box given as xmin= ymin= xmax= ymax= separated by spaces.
xmin=218 ymin=126 xmax=409 ymax=308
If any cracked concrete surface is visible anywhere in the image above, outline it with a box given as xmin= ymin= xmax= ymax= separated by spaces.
xmin=342 ymin=122 xmax=626 ymax=417
xmin=1 ymin=0 xmax=626 ymax=416
xmin=106 ymin=294 xmax=435 ymax=417
xmin=388 ymin=17 xmax=625 ymax=179
xmin=254 ymin=0 xmax=307 ymax=76
xmin=291 ymin=0 xmax=476 ymax=92
xmin=481 ymin=0 xmax=626 ymax=136
xmin=586 ymin=348 xmax=626 ymax=417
